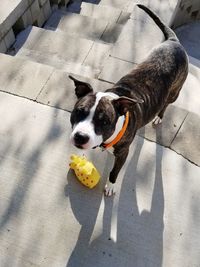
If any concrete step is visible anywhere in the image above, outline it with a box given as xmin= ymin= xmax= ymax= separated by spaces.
xmin=79 ymin=2 xmax=130 ymax=24
xmin=127 ymin=0 xmax=178 ymax=26
xmin=37 ymin=70 xmax=111 ymax=111
xmin=44 ymin=9 xmax=123 ymax=43
xmin=100 ymin=22 xmax=123 ymax=43
xmin=44 ymin=10 xmax=107 ymax=40
xmin=189 ymin=56 xmax=200 ymax=69
xmin=1 ymin=91 xmax=200 ymax=266
xmin=0 ymin=0 xmax=34 ymax=40
xmin=15 ymin=47 xmax=99 ymax=78
xmin=0 ymin=52 xmax=111 ymax=110
xmin=0 ymin=52 xmax=54 ymax=100
xmin=12 ymin=25 xmax=93 ymax=63
xmin=175 ymin=61 xmax=200 ymax=116
xmin=67 ymin=0 xmax=131 ymax=11
xmin=0 ymin=0 xmax=53 ymax=52
xmin=11 ymin=26 xmax=111 ymax=77
xmin=99 ymin=0 xmax=131 ymax=10
xmin=99 ymin=18 xmax=164 ymax=84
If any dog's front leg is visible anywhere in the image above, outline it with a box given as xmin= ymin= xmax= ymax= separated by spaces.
xmin=104 ymin=149 xmax=129 ymax=197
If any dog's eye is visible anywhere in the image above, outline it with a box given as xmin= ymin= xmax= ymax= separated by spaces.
xmin=75 ymin=108 xmax=89 ymax=121
xmin=98 ymin=113 xmax=104 ymax=120
xmin=103 ymin=118 xmax=109 ymax=125
xmin=98 ymin=113 xmax=109 ymax=126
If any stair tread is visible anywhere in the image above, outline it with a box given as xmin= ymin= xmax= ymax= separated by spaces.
xmin=16 ymin=47 xmax=99 ymax=78
xmin=99 ymin=0 xmax=131 ymax=10
xmin=79 ymin=2 xmax=130 ymax=24
xmin=44 ymin=9 xmax=124 ymax=43
xmin=0 ymin=52 xmax=54 ymax=99
xmin=12 ymin=26 xmax=95 ymax=64
xmin=127 ymin=0 xmax=176 ymax=25
xmin=0 ymin=53 xmax=111 ymax=111
xmin=37 ymin=69 xmax=111 ymax=112
xmin=44 ymin=10 xmax=108 ymax=41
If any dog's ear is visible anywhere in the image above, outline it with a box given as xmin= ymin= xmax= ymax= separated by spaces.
xmin=69 ymin=75 xmax=93 ymax=99
xmin=112 ymin=96 xmax=144 ymax=115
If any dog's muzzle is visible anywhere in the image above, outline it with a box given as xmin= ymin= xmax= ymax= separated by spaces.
xmin=72 ymin=131 xmax=90 ymax=149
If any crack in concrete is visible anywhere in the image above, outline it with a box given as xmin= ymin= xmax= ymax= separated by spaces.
xmin=169 ymin=111 xmax=189 ymax=147
xmin=35 ymin=68 xmax=55 ymax=101
xmin=81 ymin=41 xmax=95 ymax=65
xmin=140 ymin=135 xmax=200 ymax=167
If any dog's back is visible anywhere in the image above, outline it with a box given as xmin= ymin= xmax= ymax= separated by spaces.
xmin=111 ymin=4 xmax=188 ymax=126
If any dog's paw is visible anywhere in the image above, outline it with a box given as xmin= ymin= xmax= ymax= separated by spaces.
xmin=104 ymin=182 xmax=116 ymax=197
xmin=152 ymin=116 xmax=162 ymax=126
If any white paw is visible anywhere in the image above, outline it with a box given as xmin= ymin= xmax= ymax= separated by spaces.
xmin=152 ymin=116 xmax=162 ymax=125
xmin=104 ymin=182 xmax=116 ymax=197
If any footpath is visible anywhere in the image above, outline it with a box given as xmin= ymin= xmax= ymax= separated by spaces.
xmin=0 ymin=1 xmax=200 ymax=266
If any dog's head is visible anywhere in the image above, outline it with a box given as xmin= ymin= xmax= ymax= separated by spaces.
xmin=69 ymin=75 xmax=142 ymax=149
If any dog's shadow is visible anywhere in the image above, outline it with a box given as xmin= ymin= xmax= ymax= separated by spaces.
xmin=65 ymin=127 xmax=164 ymax=267
xmin=116 ymin=129 xmax=164 ymax=266
xmin=64 ymin=151 xmax=113 ymax=267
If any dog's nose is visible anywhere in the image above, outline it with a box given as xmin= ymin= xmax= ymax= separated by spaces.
xmin=74 ymin=132 xmax=89 ymax=146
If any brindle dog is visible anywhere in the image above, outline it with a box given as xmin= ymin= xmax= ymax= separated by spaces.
xmin=69 ymin=4 xmax=188 ymax=196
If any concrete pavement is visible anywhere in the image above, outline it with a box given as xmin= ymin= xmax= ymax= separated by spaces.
xmin=0 ymin=93 xmax=200 ymax=267
xmin=0 ymin=0 xmax=200 ymax=266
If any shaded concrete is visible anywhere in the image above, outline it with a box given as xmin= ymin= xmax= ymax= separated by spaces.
xmin=44 ymin=10 xmax=108 ymax=40
xmin=127 ymin=0 xmax=178 ymax=25
xmin=14 ymin=26 xmax=94 ymax=64
xmin=83 ymin=42 xmax=111 ymax=70
xmin=12 ymin=25 xmax=112 ymax=78
xmin=0 ymin=0 xmax=200 ymax=266
xmin=99 ymin=0 xmax=131 ymax=10
xmin=0 ymin=0 xmax=29 ymax=39
xmin=110 ymin=18 xmax=163 ymax=64
xmin=0 ymin=92 xmax=109 ymax=267
xmin=80 ymin=2 xmax=127 ymax=24
xmin=99 ymin=56 xmax=136 ymax=83
xmin=0 ymin=53 xmax=53 ymax=100
xmin=175 ymin=63 xmax=200 ymax=116
xmin=171 ymin=0 xmax=200 ymax=29
xmin=0 ymin=93 xmax=200 ymax=267
xmin=0 ymin=0 xmax=53 ymax=50
xmin=16 ymin=47 xmax=99 ymax=78
xmin=137 ymin=105 xmax=188 ymax=148
xmin=0 ymin=38 xmax=7 ymax=53
xmin=170 ymin=112 xmax=200 ymax=166
xmin=175 ymin=21 xmax=200 ymax=60
xmin=37 ymin=71 xmax=111 ymax=111
xmin=100 ymin=22 xmax=123 ymax=43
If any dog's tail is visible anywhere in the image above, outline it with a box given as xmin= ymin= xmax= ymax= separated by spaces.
xmin=137 ymin=4 xmax=178 ymax=41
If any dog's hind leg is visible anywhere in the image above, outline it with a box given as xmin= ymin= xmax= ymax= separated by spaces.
xmin=152 ymin=115 xmax=163 ymax=125
xmin=152 ymin=86 xmax=183 ymax=126
xmin=153 ymin=102 xmax=169 ymax=125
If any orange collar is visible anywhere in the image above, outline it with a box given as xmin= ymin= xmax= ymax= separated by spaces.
xmin=102 ymin=112 xmax=130 ymax=149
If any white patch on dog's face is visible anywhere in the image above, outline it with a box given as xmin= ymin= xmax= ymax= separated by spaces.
xmin=70 ymin=111 xmax=102 ymax=149
xmin=70 ymin=92 xmax=118 ymax=149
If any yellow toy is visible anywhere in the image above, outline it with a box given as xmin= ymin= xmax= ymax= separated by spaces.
xmin=69 ymin=154 xmax=101 ymax=188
